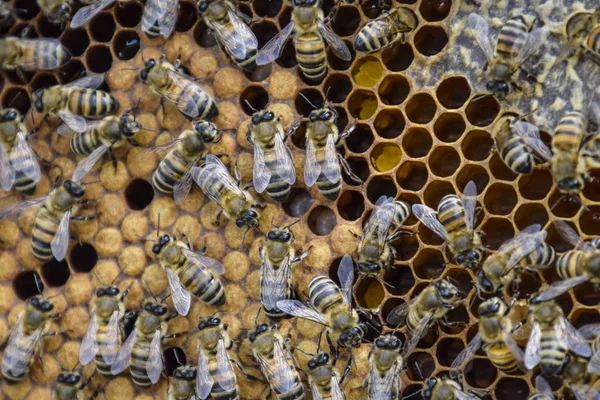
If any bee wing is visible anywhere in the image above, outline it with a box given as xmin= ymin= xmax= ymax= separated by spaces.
xmin=57 ymin=120 xmax=100 ymax=136
xmin=503 ymin=330 xmax=524 ymax=364
xmin=323 ymin=133 xmax=341 ymax=184
xmin=304 ymin=137 xmax=321 ymax=187
xmin=79 ymin=311 xmax=99 ymax=365
xmin=159 ymin=0 xmax=179 ymax=37
xmin=173 ymin=158 xmax=199 ymax=206
xmin=363 ymin=195 xmax=394 ymax=241
xmin=141 ymin=0 xmax=178 ymax=38
xmin=369 ymin=358 xmax=400 ymax=400
xmin=2 ymin=316 xmax=43 ymax=377
xmin=111 ymin=326 xmax=137 ymax=375
xmin=386 ymin=300 xmax=411 ymax=326
xmin=310 ymin=379 xmax=325 ymax=400
xmin=338 ymin=254 xmax=354 ymax=307
xmin=216 ymin=336 xmax=236 ymax=390
xmin=100 ymin=310 xmax=120 ymax=364
xmin=180 ymin=246 xmax=225 ymax=275
xmin=330 ymin=375 xmax=345 ymax=400
xmin=572 ymin=385 xmax=600 ymax=400
xmin=51 ymin=209 xmax=71 ymax=261
xmin=412 ymin=204 xmax=450 ymax=241
xmin=505 ymin=230 xmax=548 ymax=270
xmin=553 ymin=220 xmax=595 ymax=252
xmin=274 ymin=132 xmax=296 ymax=185
xmin=0 ymin=143 xmax=16 ymax=191
xmin=451 ymin=332 xmax=482 ymax=370
xmin=496 ymin=224 xmax=541 ymax=254
xmin=276 ymin=299 xmax=329 ymax=326
xmin=13 ymin=131 xmax=40 ymax=184
xmin=196 ymin=347 xmax=214 ymax=399
xmin=209 ymin=14 xmax=247 ymax=59
xmin=577 ymin=323 xmax=600 ymax=340
xmin=72 ymin=143 xmax=109 ymax=182
xmin=12 ymin=39 xmax=69 ymax=70
xmin=461 ymin=180 xmax=477 ymax=233
xmin=561 ymin=316 xmax=592 ymax=357
xmin=404 ymin=312 xmax=435 ymax=355
xmin=255 ymin=338 xmax=294 ymax=393
xmin=57 ymin=110 xmax=88 ymax=133
xmin=532 ymin=276 xmax=590 ymax=303
xmin=467 ymin=13 xmax=494 ymax=61
xmin=588 ymin=350 xmax=600 ymax=375
xmin=515 ymin=26 xmax=548 ymax=65
xmin=0 ymin=195 xmax=48 ymax=218
xmin=535 ymin=375 xmax=554 ymax=396
xmin=524 ymin=322 xmax=541 ymax=369
xmin=228 ymin=9 xmax=258 ymax=49
xmin=63 ymin=75 xmax=105 ymax=89
xmin=256 ymin=21 xmax=294 ymax=65
xmin=253 ymin=141 xmax=271 ymax=193
xmin=146 ymin=329 xmax=164 ymax=384
xmin=71 ymin=0 xmax=116 ymax=28
xmin=166 ymin=267 xmax=192 ymax=316
xmin=261 ymin=255 xmax=291 ymax=313
xmin=455 ymin=390 xmax=483 ymax=400
xmin=192 ymin=154 xmax=245 ymax=202
xmin=512 ymin=121 xmax=552 ymax=161
xmin=161 ymin=69 xmax=207 ymax=118
xmin=317 ymin=18 xmax=352 ymax=61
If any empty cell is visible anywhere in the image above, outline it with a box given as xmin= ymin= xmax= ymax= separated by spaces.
xmin=384 ymin=265 xmax=414 ymax=296
xmin=343 ymin=157 xmax=369 ymax=185
xmin=436 ymin=76 xmax=471 ymax=109
xmin=405 ymin=92 xmax=436 ymax=123
xmin=413 ymin=248 xmax=445 ymax=279
xmin=381 ymin=42 xmax=414 ymax=71
xmin=253 ymin=0 xmax=282 ymax=17
xmin=113 ymin=30 xmax=141 ymax=61
xmin=324 ymin=74 xmax=352 ymax=103
xmin=580 ymin=206 xmax=600 ymax=235
xmin=511 ymin=272 xmax=541 ymax=300
xmin=495 ymin=377 xmax=529 ymax=399
xmin=466 ymin=94 xmax=500 ymax=127
xmin=86 ymin=45 xmax=113 ymax=73
xmin=360 ymin=0 xmax=392 ymax=18
xmin=482 ymin=218 xmax=514 ymax=250
xmin=366 ymin=176 xmax=397 ymax=204
xmin=440 ymin=304 xmax=468 ymax=334
xmin=445 ymin=267 xmax=473 ymax=295
xmin=397 ymin=161 xmax=428 ymax=191
xmin=241 ymin=86 xmax=270 ymax=115
xmin=115 ymin=1 xmax=143 ymax=27
xmin=337 ymin=190 xmax=365 ymax=221
xmin=294 ymin=88 xmax=323 ymax=116
xmin=69 ymin=243 xmax=98 ymax=273
xmin=351 ymin=56 xmax=384 ymax=87
xmin=290 ymin=121 xmax=306 ymax=149
xmin=483 ymin=183 xmax=517 ymax=215
xmin=29 ymin=73 xmax=57 ymax=92
xmin=419 ymin=0 xmax=452 ymax=21
xmin=1 ymin=88 xmax=30 ymax=115
xmin=545 ymin=220 xmax=576 ymax=253
xmin=355 ymin=278 xmax=385 ymax=308
xmin=382 ymin=297 xmax=404 ymax=327
xmin=392 ymin=234 xmax=419 ymax=262
xmin=348 ymin=90 xmax=378 ymax=120
xmin=489 ymin=153 xmax=518 ymax=181
xmin=456 ymin=164 xmax=489 ymax=195
xmin=282 ymin=187 xmax=314 ymax=217
xmin=436 ymin=338 xmax=464 ymax=367
xmin=374 ymin=109 xmax=405 ymax=139
xmin=125 ymin=179 xmax=154 ymax=210
xmin=90 ymin=12 xmax=116 ymax=42
xmin=14 ymin=0 xmax=39 ymax=20
xmin=462 ymin=129 xmax=493 ymax=161
xmin=163 ymin=347 xmax=187 ymax=377
xmin=334 ymin=105 xmax=349 ymax=132
xmin=466 ymin=358 xmax=498 ymax=389
xmin=571 ymin=309 xmax=600 ymax=328
xmin=13 ymin=271 xmax=44 ymax=300
xmin=414 ymin=25 xmax=448 ymax=56
xmin=327 ymin=39 xmax=355 ymax=71
xmin=41 ymin=259 xmax=70 ymax=287
xmin=345 ymin=123 xmax=374 ymax=153
xmin=548 ymin=190 xmax=580 ymax=219
xmin=176 ymin=1 xmax=198 ymax=32
xmin=253 ymin=20 xmax=279 ymax=48
xmin=407 ymin=352 xmax=435 ymax=380
xmin=433 ymin=112 xmax=465 ymax=142
xmin=331 ymin=5 xmax=360 ymax=37
xmin=423 ymin=179 xmax=454 ymax=209
xmin=58 ymin=60 xmax=86 ymax=85
xmin=371 ymin=142 xmax=402 ymax=172
xmin=307 ymin=206 xmax=336 ymax=236
xmin=583 ymin=174 xmax=600 ymax=201
xmin=37 ymin=14 xmax=64 ymax=37
xmin=514 ymin=203 xmax=549 ymax=231
xmin=518 ymin=169 xmax=553 ymax=200
xmin=429 ymin=146 xmax=460 ymax=177
xmin=61 ymin=28 xmax=90 ymax=57
xmin=378 ymin=75 xmax=410 ymax=105
xmin=194 ymin=20 xmax=218 ymax=48
xmin=402 ymin=127 xmax=432 ymax=158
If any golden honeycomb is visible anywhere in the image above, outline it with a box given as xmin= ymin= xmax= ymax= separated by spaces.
xmin=0 ymin=0 xmax=599 ymax=398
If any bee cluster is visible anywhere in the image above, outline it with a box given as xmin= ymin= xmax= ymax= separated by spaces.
xmin=0 ymin=0 xmax=599 ymax=398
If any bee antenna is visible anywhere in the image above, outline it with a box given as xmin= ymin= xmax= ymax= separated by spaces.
xmin=240 ymin=227 xmax=250 ymax=251
xmin=56 ymin=358 xmax=68 ymax=371
xmin=110 ymin=266 xmax=125 ymax=285
xmin=284 ymin=219 xmax=301 ymax=230
xmin=157 ymin=213 xmax=161 ymax=239
xmin=143 ymin=280 xmax=158 ymax=301
xmin=292 ymin=346 xmax=315 ymax=357
xmin=135 ymin=234 xmax=154 ymax=242
xmin=243 ymin=99 xmax=258 ymax=112
xmin=402 ymin=389 xmax=424 ymax=400
xmin=119 ymin=67 xmax=139 ymax=71
xmin=324 ymin=85 xmax=332 ymax=102
xmin=299 ymin=92 xmax=317 ymax=110
xmin=161 ymin=293 xmax=171 ymax=303
xmin=173 ymin=349 xmax=184 ymax=366
xmin=71 ymin=361 xmax=81 ymax=372
xmin=254 ymin=307 xmax=261 ymax=326
xmin=33 ymin=272 xmax=43 ymax=295
xmin=270 ymin=216 xmax=277 ymax=229
xmin=140 ymin=127 xmax=161 ymax=133
xmin=7 ymin=91 xmax=23 ymax=108
xmin=414 ymin=361 xmax=424 ymax=381
xmin=93 ymin=271 xmax=108 ymax=287
xmin=134 ymin=98 xmax=141 ymax=119
xmin=376 ymin=276 xmax=394 ymax=289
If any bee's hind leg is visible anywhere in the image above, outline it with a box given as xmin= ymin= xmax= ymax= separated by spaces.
xmin=338 ymin=154 xmax=362 ymax=183
xmin=230 ymin=359 xmax=263 ymax=382
xmin=213 ymin=210 xmax=224 ymax=227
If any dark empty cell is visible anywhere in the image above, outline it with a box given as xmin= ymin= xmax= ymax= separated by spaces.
xmin=355 ymin=278 xmax=384 ymax=309
xmin=418 ymin=219 xmax=445 ymax=244
xmin=194 ymin=20 xmax=218 ymax=48
xmin=163 ymin=347 xmax=186 ymax=377
xmin=429 ymin=146 xmax=460 ymax=177
xmin=381 ymin=42 xmax=413 ymax=71
xmin=382 ymin=297 xmax=404 ymax=326
xmin=41 ymin=259 xmax=70 ymax=287
xmin=14 ymin=0 xmax=40 ymax=20
xmin=511 ymin=272 xmax=541 ymax=300
xmin=282 ymin=187 xmax=313 ymax=217
xmin=276 ymin=41 xmax=297 ymax=68
xmin=571 ymin=309 xmax=600 ymax=328
xmin=514 ymin=203 xmax=549 ymax=231
xmin=324 ymin=74 xmax=352 ymax=103
xmin=254 ymin=21 xmax=279 ymax=49
xmin=2 ymin=88 xmax=30 ymax=115
xmin=9 ymin=22 xmax=37 ymax=37
xmin=374 ymin=109 xmax=405 ymax=139
xmin=483 ymin=183 xmax=517 ymax=215
xmin=335 ymin=106 xmax=348 ymax=131
xmin=414 ymin=25 xmax=447 ymax=56
xmin=481 ymin=218 xmax=514 ymax=250
xmin=423 ymin=180 xmax=453 ymax=209
xmin=346 ymin=124 xmax=374 ymax=153
xmin=125 ymin=178 xmax=154 ymax=210
xmin=583 ymin=174 xmax=600 ymax=201
xmin=90 ymin=12 xmax=116 ymax=42
xmin=465 ymin=358 xmax=497 ymax=389
xmin=69 ymin=243 xmax=98 ymax=272
xmin=278 ymin=6 xmax=291 ymax=28
xmin=384 ymin=265 xmax=415 ymax=294
xmin=241 ymin=86 xmax=269 ymax=115
xmin=379 ymin=75 xmax=410 ymax=105
xmin=440 ymin=304 xmax=469 ymax=334
xmin=253 ymin=0 xmax=282 ymax=17
xmin=406 ymin=353 xmax=435 ymax=381
xmin=371 ymin=142 xmax=402 ymax=172
xmin=456 ymin=165 xmax=489 ymax=195
xmin=402 ymin=128 xmax=432 ymax=158
xmin=413 ymin=248 xmax=445 ymax=279
xmin=405 ymin=92 xmax=436 ymax=124
xmin=518 ymin=169 xmax=552 ymax=200
xmin=238 ymin=3 xmax=252 ymax=18
xmin=86 ymin=45 xmax=113 ymax=73
xmin=545 ymin=220 xmax=576 ymax=253
xmin=37 ymin=15 xmax=64 ymax=38
xmin=307 ymin=206 xmax=336 ymax=236
xmin=294 ymin=89 xmax=323 ymax=117
xmin=489 ymin=153 xmax=518 ymax=181
xmin=13 ymin=271 xmax=44 ymax=300
xmin=331 ymin=6 xmax=360 ymax=36
xmin=343 ymin=157 xmax=369 ymax=185
xmin=113 ymin=30 xmax=141 ymax=60
xmin=360 ymin=0 xmax=392 ymax=18
xmin=495 ymin=377 xmax=529 ymax=399
xmin=580 ymin=206 xmax=600 ymax=235
xmin=466 ymin=94 xmax=500 ymax=127
xmin=462 ymin=129 xmax=493 ymax=161
xmin=436 ymin=76 xmax=471 ymax=109
xmin=419 ymin=0 xmax=451 ymax=21
xmin=61 ymin=28 xmax=90 ymax=57
xmin=366 ymin=176 xmax=397 ymax=204
xmin=348 ymin=90 xmax=378 ymax=120
xmin=58 ymin=60 xmax=86 ymax=84
xmin=444 ymin=268 xmax=473 ymax=297
xmin=290 ymin=121 xmax=306 ymax=149
xmin=115 ymin=1 xmax=143 ymax=27
xmin=337 ymin=191 xmax=365 ymax=221
xmin=434 ymin=113 xmax=465 ymax=143
xmin=176 ymin=1 xmax=198 ymax=32
xmin=327 ymin=39 xmax=355 ymax=71
xmin=548 ymin=190 xmax=580 ymax=219
xmin=29 ymin=73 xmax=58 ymax=92
xmin=397 ymin=161 xmax=428 ymax=191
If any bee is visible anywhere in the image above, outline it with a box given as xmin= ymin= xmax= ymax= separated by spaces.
xmin=531 ymin=221 xmax=600 ymax=303
xmin=248 ymin=324 xmax=306 ymax=400
xmin=421 ymin=373 xmax=482 ymax=400
xmin=467 ymin=12 xmax=547 ymax=100
xmin=140 ymin=56 xmax=218 ymax=120
xmin=140 ymin=0 xmax=178 ymax=38
xmin=246 ymin=108 xmax=298 ymax=203
xmin=168 ymin=364 xmax=199 ymax=400
xmin=412 ymin=181 xmax=485 ymax=269
xmin=475 ymin=224 xmax=555 ymax=297
xmin=277 ymin=254 xmax=366 ymax=350
xmin=304 ymin=105 xmax=361 ymax=201
xmin=451 ymin=297 xmax=524 ymax=373
xmin=2 ymin=295 xmax=62 ymax=384
xmin=560 ymin=356 xmax=600 ymax=400
xmin=528 ymin=375 xmax=555 ymax=400
xmin=152 ymin=233 xmax=226 ymax=316
xmin=0 ymin=37 xmax=71 ymax=79
xmin=53 ymin=369 xmax=96 ymax=400
xmin=0 ymin=1 xmax=14 ymax=31
xmin=256 ymin=0 xmax=351 ymax=83
xmin=556 ymin=10 xmax=600 ymax=66
xmin=353 ymin=7 xmax=417 ymax=53
xmin=386 ymin=279 xmax=463 ymax=354
xmin=0 ymin=108 xmax=41 ymax=195
xmin=71 ymin=0 xmax=135 ymax=28
xmin=111 ymin=299 xmax=179 ymax=387
xmin=31 ymin=75 xmax=119 ymax=134
xmin=306 ymin=352 xmax=349 ymax=400
xmin=36 ymin=0 xmax=73 ymax=25
xmin=198 ymin=0 xmax=259 ymax=72
xmin=352 ymin=195 xmax=410 ymax=278
xmin=579 ymin=324 xmax=600 ymax=375
xmin=260 ymin=221 xmax=309 ymax=320
xmin=191 ymin=154 xmax=261 ymax=230
xmin=358 ymin=334 xmax=404 ymax=400
xmin=490 ymin=114 xmax=552 ymax=175
xmin=512 ymin=296 xmax=590 ymax=376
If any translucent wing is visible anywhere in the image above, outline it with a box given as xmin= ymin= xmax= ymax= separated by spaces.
xmin=100 ymin=310 xmax=120 ymax=364
xmin=196 ymin=347 xmax=214 ymax=399
xmin=2 ymin=316 xmax=43 ymax=377
xmin=12 ymin=39 xmax=69 ymax=70
xmin=412 ymin=204 xmax=450 ymax=241
xmin=561 ymin=316 xmax=592 ymax=357
xmin=216 ymin=336 xmax=236 ymax=390
xmin=159 ymin=0 xmax=179 ymax=37
xmin=0 ymin=196 xmax=47 ymax=218
xmin=375 ymin=195 xmax=393 ymax=207
xmin=524 ymin=322 xmax=541 ymax=369
xmin=503 ymin=330 xmax=524 ymax=364
xmin=192 ymin=154 xmax=245 ymax=203
xmin=166 ymin=267 xmax=192 ymax=316
xmin=515 ymin=26 xmax=548 ymax=65
xmin=535 ymin=375 xmax=554 ymax=396
xmin=72 ymin=143 xmax=108 ymax=182
xmin=111 ymin=327 xmax=137 ymax=375
xmin=404 ymin=312 xmax=435 ymax=354
xmin=323 ymin=133 xmax=341 ymax=184
xmin=338 ymin=254 xmax=354 ymax=307
xmin=261 ymin=255 xmax=291 ymax=313
xmin=256 ymin=21 xmax=294 ymax=65
xmin=578 ymin=323 xmax=600 ymax=340
xmin=330 ymin=375 xmax=345 ymax=400
xmin=385 ymin=301 xmax=410 ymax=326
xmin=572 ymin=385 xmax=600 ymax=400
xmin=228 ymin=9 xmax=258 ymax=49
xmin=209 ymin=14 xmax=247 ymax=59
xmin=455 ymin=390 xmax=483 ymax=400
xmin=79 ymin=312 xmax=99 ymax=365
xmin=173 ymin=161 xmax=197 ymax=206
xmin=147 ymin=329 xmax=163 ymax=384
xmin=496 ymin=224 xmax=541 ymax=254
xmin=589 ymin=349 xmax=600 ymax=374
xmin=276 ymin=300 xmax=329 ymax=326
xmin=0 ymin=143 xmax=15 ymax=191
xmin=13 ymin=131 xmax=41 ymax=184
xmin=57 ymin=110 xmax=87 ymax=133
xmin=462 ymin=181 xmax=477 ymax=233
xmin=513 ymin=121 xmax=552 ymax=161
xmin=274 ymin=132 xmax=296 ymax=185
xmin=505 ymin=230 xmax=548 ymax=270
xmin=253 ymin=141 xmax=271 ymax=193
xmin=451 ymin=332 xmax=482 ymax=370
xmin=532 ymin=276 xmax=590 ymax=302
xmin=63 ymin=75 xmax=104 ymax=89
xmin=304 ymin=137 xmax=321 ymax=187
xmin=467 ymin=13 xmax=494 ymax=61
xmin=161 ymin=69 xmax=211 ymax=118
xmin=554 ymin=220 xmax=595 ymax=252
xmin=70 ymin=0 xmax=116 ymax=28
xmin=51 ymin=209 xmax=71 ymax=261
xmin=141 ymin=0 xmax=178 ymax=38
xmin=180 ymin=246 xmax=225 ymax=275
xmin=255 ymin=338 xmax=294 ymax=393
xmin=369 ymin=357 xmax=399 ymax=400
xmin=310 ymin=379 xmax=325 ymax=400
xmin=363 ymin=195 xmax=394 ymax=242
xmin=317 ymin=19 xmax=351 ymax=61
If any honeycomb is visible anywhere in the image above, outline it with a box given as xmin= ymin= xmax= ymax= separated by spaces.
xmin=0 ymin=0 xmax=599 ymax=398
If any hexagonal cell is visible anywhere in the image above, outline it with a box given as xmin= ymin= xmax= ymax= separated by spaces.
xmin=440 ymin=304 xmax=469 ymax=334
xmin=348 ymin=89 xmax=378 ymax=120
xmin=423 ymin=179 xmax=454 ymax=209
xmin=514 ymin=203 xmax=549 ymax=232
xmin=343 ymin=157 xmax=370 ymax=185
xmin=241 ymin=85 xmax=270 ymax=115
xmin=419 ymin=0 xmax=452 ymax=21
xmin=378 ymin=75 xmax=410 ymax=106
xmin=307 ymin=206 xmax=336 ymax=236
xmin=545 ymin=220 xmax=576 ymax=253
xmin=41 ymin=259 xmax=71 ymax=287
xmin=290 ymin=121 xmax=306 ymax=149
xmin=37 ymin=15 xmax=64 ymax=38
xmin=360 ymin=0 xmax=392 ymax=18
xmin=572 ymin=280 xmax=599 ymax=307
xmin=1 ymin=87 xmax=30 ymax=115
xmin=489 ymin=153 xmax=518 ymax=181
xmin=579 ymin=206 xmax=600 ymax=235
xmin=373 ymin=109 xmax=405 ymax=139
xmin=437 ymin=338 xmax=464 ymax=367
xmin=337 ymin=190 xmax=365 ymax=221
xmin=294 ymin=88 xmax=323 ymax=117
xmin=346 ymin=123 xmax=374 ymax=153
xmin=583 ymin=174 xmax=600 ymax=202
xmin=405 ymin=92 xmax=437 ymax=124
xmin=355 ymin=278 xmax=385 ymax=309
xmin=402 ymin=127 xmax=432 ymax=158
xmin=324 ymin=74 xmax=352 ymax=103
xmin=406 ymin=352 xmax=435 ymax=381
xmin=61 ymin=28 xmax=90 ymax=57
xmin=69 ymin=243 xmax=98 ymax=273
xmin=125 ymin=179 xmax=154 ymax=210
xmin=413 ymin=248 xmax=445 ymax=279
xmin=194 ymin=20 xmax=218 ymax=47
xmin=115 ymin=1 xmax=143 ymax=27
xmin=466 ymin=358 xmax=498 ymax=389
xmin=483 ymin=183 xmax=517 ymax=215
xmin=393 ymin=233 xmax=420 ymax=261
xmin=13 ymin=271 xmax=44 ymax=300
xmin=113 ymin=30 xmax=141 ymax=61
xmin=327 ymin=39 xmax=355 ymax=71
xmin=466 ymin=94 xmax=500 ymax=127
xmin=30 ymin=73 xmax=58 ymax=92
xmin=331 ymin=5 xmax=360 ymax=37
xmin=351 ymin=56 xmax=384 ymax=87
xmin=495 ymin=377 xmax=530 ymax=399
xmin=176 ymin=1 xmax=198 ymax=32
xmin=482 ymin=217 xmax=515 ymax=250
xmin=434 ymin=112 xmax=466 ymax=143
xmin=456 ymin=164 xmax=489 ymax=195
xmin=90 ymin=12 xmax=116 ymax=42
xmin=462 ymin=129 xmax=493 ymax=162
xmin=371 ymin=142 xmax=402 ymax=172
xmin=397 ymin=161 xmax=428 ymax=191
xmin=548 ymin=190 xmax=580 ymax=219
xmin=571 ymin=309 xmax=600 ymax=328
xmin=164 ymin=347 xmax=187 ymax=377
xmin=253 ymin=0 xmax=281 ymax=17
xmin=86 ymin=45 xmax=113 ymax=73
xmin=436 ymin=76 xmax=471 ymax=109
xmin=381 ymin=42 xmax=414 ymax=72
xmin=283 ymin=187 xmax=314 ymax=217
xmin=57 ymin=60 xmax=86 ymax=85
xmin=429 ymin=146 xmax=460 ymax=177
xmin=414 ymin=25 xmax=448 ymax=56
xmin=511 ymin=271 xmax=542 ymax=300
xmin=382 ymin=297 xmax=404 ymax=327
xmin=14 ymin=0 xmax=39 ymax=20
xmin=366 ymin=176 xmax=397 ymax=204
xmin=518 ymin=169 xmax=553 ymax=201
xmin=384 ymin=266 xmax=416 ymax=296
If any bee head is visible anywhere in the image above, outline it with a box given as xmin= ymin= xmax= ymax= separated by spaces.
xmin=197 ymin=0 xmax=213 ymax=14
xmin=557 ymin=178 xmax=583 ymax=192
xmin=249 ymin=323 xmax=269 ymax=342
xmin=47 ymin=3 xmax=71 ymax=23
xmin=422 ymin=377 xmax=438 ymax=399
xmin=435 ymin=279 xmax=459 ymax=300
xmin=455 ymin=249 xmax=481 ymax=268
xmin=486 ymin=81 xmax=509 ymax=101
xmin=475 ymin=269 xmax=494 ymax=294
xmin=144 ymin=301 xmax=168 ymax=316
xmin=152 ymin=234 xmax=172 ymax=255
xmin=309 ymin=108 xmax=334 ymax=123
xmin=338 ymin=325 xmax=364 ymax=348
xmin=0 ymin=108 xmax=20 ymax=122
xmin=293 ymin=0 xmax=318 ymax=6
xmin=198 ymin=316 xmax=221 ymax=331
xmin=120 ymin=112 xmax=140 ymax=137
xmin=57 ymin=372 xmax=80 ymax=385
xmin=358 ymin=262 xmax=381 ymax=275
xmin=174 ymin=366 xmax=196 ymax=380
xmin=266 ymin=228 xmax=293 ymax=243
xmin=193 ymin=121 xmax=220 ymax=143
xmin=31 ymin=89 xmax=45 ymax=112
xmin=140 ymin=59 xmax=157 ymax=82
xmin=64 ymin=180 xmax=85 ymax=198
xmin=478 ymin=297 xmax=503 ymax=316
xmin=97 ymin=285 xmax=120 ymax=297
xmin=236 ymin=209 xmax=260 ymax=229
xmin=375 ymin=335 xmax=401 ymax=349
xmin=29 ymin=295 xmax=54 ymax=312
xmin=307 ymin=352 xmax=329 ymax=369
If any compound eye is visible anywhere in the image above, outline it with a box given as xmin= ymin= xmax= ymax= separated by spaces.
xmin=108 ymin=287 xmax=119 ymax=295
xmin=97 ymin=289 xmax=105 ymax=296
xmin=322 ymin=111 xmax=332 ymax=120
xmin=148 ymin=59 xmax=156 ymax=68
xmin=391 ymin=339 xmax=400 ymax=348
xmin=308 ymin=361 xmax=316 ymax=369
xmin=58 ymin=374 xmax=65 ymax=382
xmin=152 ymin=244 xmax=161 ymax=255
xmin=210 ymin=317 xmax=220 ymax=324
xmin=375 ymin=338 xmax=385 ymax=347
xmin=7 ymin=110 xmax=17 ymax=120
xmin=309 ymin=114 xmax=317 ymax=122
xmin=282 ymin=232 xmax=291 ymax=241
xmin=236 ymin=218 xmax=245 ymax=228
xmin=252 ymin=115 xmax=261 ymax=125
xmin=265 ymin=111 xmax=274 ymax=120
xmin=267 ymin=232 xmax=277 ymax=240
xmin=42 ymin=302 xmax=53 ymax=311
xmin=486 ymin=81 xmax=495 ymax=90
xmin=199 ymin=1 xmax=208 ymax=11
xmin=68 ymin=375 xmax=79 ymax=384
xmin=198 ymin=321 xmax=206 ymax=330
xmin=145 ymin=303 xmax=152 ymax=311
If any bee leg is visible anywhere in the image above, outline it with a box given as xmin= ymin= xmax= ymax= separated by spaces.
xmin=285 ymin=120 xmax=302 ymax=140
xmin=165 ymin=312 xmax=180 ymax=322
xmin=324 ymin=1 xmax=340 ymax=23
xmin=338 ymin=124 xmax=356 ymax=142
xmin=108 ymin=147 xmax=118 ymax=175
xmin=213 ymin=210 xmax=223 ymax=227
xmin=72 ymin=214 xmax=96 ymax=221
xmin=16 ymin=68 xmax=28 ymax=85
xmin=230 ymin=359 xmax=263 ymax=382
xmin=291 ymin=249 xmax=310 ymax=263
xmin=326 ymin=331 xmax=339 ymax=362
xmin=349 ymin=230 xmax=362 ymax=240
xmin=340 ymin=354 xmax=354 ymax=384
xmin=338 ymin=154 xmax=362 ymax=183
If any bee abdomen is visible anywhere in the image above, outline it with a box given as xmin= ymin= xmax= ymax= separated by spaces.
xmin=502 ymin=136 xmax=533 ymax=174
xmin=209 ymin=359 xmax=239 ymax=399
xmin=587 ymin=26 xmax=600 ymax=54
xmin=153 ymin=150 xmax=189 ymax=194
xmin=277 ymin=382 xmax=306 ymax=400
xmin=294 ymin=34 xmax=327 ymax=82
xmin=68 ymin=89 xmax=118 ymax=118
xmin=496 ymin=16 xmax=528 ymax=58
xmin=94 ymin=327 xmax=118 ymax=376
xmin=130 ymin=341 xmax=154 ymax=387
xmin=539 ymin=331 xmax=567 ymax=375
xmin=519 ymin=242 xmax=555 ymax=268
xmin=354 ymin=20 xmax=394 ymax=52
xmin=233 ymin=47 xmax=258 ymax=72
xmin=486 ymin=343 xmax=520 ymax=372
xmin=553 ymin=112 xmax=586 ymax=153
xmin=70 ymin=131 xmax=100 ymax=156
xmin=33 ymin=39 xmax=70 ymax=69
xmin=1 ymin=342 xmax=33 ymax=383
xmin=438 ymin=195 xmax=466 ymax=233
xmin=31 ymin=212 xmax=59 ymax=260
xmin=556 ymin=250 xmax=583 ymax=279
xmin=308 ymin=276 xmax=344 ymax=314
xmin=177 ymin=82 xmax=219 ymax=120
xmin=182 ymin=265 xmax=226 ymax=306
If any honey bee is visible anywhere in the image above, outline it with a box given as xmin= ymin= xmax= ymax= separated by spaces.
xmin=0 ymin=37 xmax=71 ymax=79
xmin=358 ymin=334 xmax=404 ymax=400
xmin=528 ymin=375 xmax=555 ymax=400
xmin=141 ymin=0 xmax=178 ymax=38
xmin=140 ymin=56 xmax=218 ymax=120
xmin=71 ymin=0 xmax=135 ymax=28
xmin=256 ymin=0 xmax=351 ymax=83
xmin=36 ymin=0 xmax=73 ymax=25
xmin=306 ymin=351 xmax=349 ymax=400
xmin=246 ymin=108 xmax=299 ymax=203
xmin=579 ymin=324 xmax=600 ymax=375
xmin=560 ymin=356 xmax=600 ymax=400
xmin=556 ymin=10 xmax=600 ymax=66
xmin=490 ymin=114 xmax=552 ymax=175
xmin=248 ymin=324 xmax=306 ymax=400
xmin=277 ymin=254 xmax=366 ymax=349
xmin=53 ymin=369 xmax=96 ymax=400
xmin=152 ymin=233 xmax=226 ymax=316
xmin=353 ymin=7 xmax=417 ymax=53
xmin=191 ymin=154 xmax=261 ymax=230
xmin=168 ymin=364 xmax=199 ymax=400
xmin=2 ymin=294 xmax=62 ymax=384
xmin=422 ymin=373 xmax=482 ymax=400
xmin=0 ymin=1 xmax=13 ymax=31
xmin=0 ymin=108 xmax=41 ymax=195
xmin=304 ymin=105 xmax=360 ymax=201
xmin=468 ymin=12 xmax=547 ymax=100
xmin=386 ymin=278 xmax=463 ymax=354
xmin=198 ymin=0 xmax=259 ymax=71
xmin=452 ymin=297 xmax=524 ymax=373
xmin=31 ymin=75 xmax=119 ymax=134
xmin=412 ymin=181 xmax=485 ymax=269
xmin=260 ymin=221 xmax=309 ymax=320
xmin=475 ymin=224 xmax=555 ymax=297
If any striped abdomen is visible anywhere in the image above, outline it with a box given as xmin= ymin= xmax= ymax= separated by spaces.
xmin=517 ymin=242 xmax=556 ymax=269
xmin=308 ymin=276 xmax=344 ymax=315
xmin=31 ymin=206 xmax=61 ymax=260
xmin=294 ymin=33 xmax=327 ymax=82
xmin=270 ymin=359 xmax=305 ymax=400
xmin=19 ymin=39 xmax=70 ymax=70
xmin=501 ymin=134 xmax=534 ymax=174
xmin=496 ymin=16 xmax=529 ymax=60
xmin=194 ymin=162 xmax=231 ymax=207
xmin=553 ymin=111 xmax=586 ymax=154
xmin=216 ymin=16 xmax=257 ymax=71
xmin=208 ymin=355 xmax=239 ymax=400
xmin=484 ymin=342 xmax=520 ymax=372
xmin=70 ymin=130 xmax=100 ymax=156
xmin=556 ymin=250 xmax=583 ymax=279
xmin=264 ymin=149 xmax=291 ymax=203
xmin=539 ymin=326 xmax=568 ymax=375
xmin=153 ymin=148 xmax=192 ymax=194
xmin=1 ymin=334 xmax=38 ymax=383
xmin=373 ymin=201 xmax=410 ymax=236
xmin=130 ymin=335 xmax=156 ymax=387
xmin=7 ymin=142 xmax=38 ymax=195
xmin=66 ymin=89 xmax=118 ymax=118
xmin=261 ymin=264 xmax=292 ymax=320
xmin=94 ymin=322 xmax=120 ymax=376
xmin=312 ymin=148 xmax=341 ymax=201
xmin=574 ymin=374 xmax=600 ymax=400
xmin=178 ymin=262 xmax=225 ymax=306
xmin=165 ymin=79 xmax=218 ymax=120
xmin=437 ymin=195 xmax=467 ymax=235
xmin=587 ymin=26 xmax=600 ymax=55
xmin=354 ymin=16 xmax=399 ymax=53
